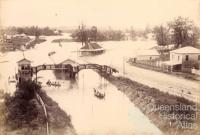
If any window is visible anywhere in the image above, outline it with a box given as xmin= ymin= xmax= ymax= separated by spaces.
xmin=198 ymin=55 xmax=200 ymax=60
xmin=185 ymin=55 xmax=189 ymax=61
xmin=171 ymin=54 xmax=174 ymax=60
xmin=178 ymin=56 xmax=180 ymax=61
xmin=150 ymin=57 xmax=152 ymax=60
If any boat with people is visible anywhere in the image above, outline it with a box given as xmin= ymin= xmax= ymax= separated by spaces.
xmin=93 ymin=88 xmax=105 ymax=99
xmin=46 ymin=80 xmax=61 ymax=87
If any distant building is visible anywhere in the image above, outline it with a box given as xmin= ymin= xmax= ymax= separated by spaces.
xmin=11 ymin=34 xmax=30 ymax=47
xmin=135 ymin=49 xmax=160 ymax=61
xmin=80 ymin=42 xmax=105 ymax=55
xmin=0 ymin=33 xmax=31 ymax=52
xmin=124 ymin=32 xmax=131 ymax=40
xmin=0 ymin=43 xmax=15 ymax=51
xmin=54 ymin=30 xmax=59 ymax=35
xmin=163 ymin=46 xmax=200 ymax=72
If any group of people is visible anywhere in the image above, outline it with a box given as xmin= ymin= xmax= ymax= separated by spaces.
xmin=46 ymin=80 xmax=61 ymax=87
xmin=93 ymin=88 xmax=105 ymax=99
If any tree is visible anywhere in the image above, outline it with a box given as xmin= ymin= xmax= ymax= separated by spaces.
xmin=130 ymin=27 xmax=137 ymax=40
xmin=17 ymin=27 xmax=24 ymax=34
xmin=34 ymin=26 xmax=41 ymax=38
xmin=153 ymin=25 xmax=170 ymax=46
xmin=184 ymin=26 xmax=200 ymax=48
xmin=168 ymin=17 xmax=194 ymax=48
xmin=71 ymin=26 xmax=125 ymax=42
xmin=90 ymin=26 xmax=97 ymax=41
xmin=76 ymin=24 xmax=88 ymax=45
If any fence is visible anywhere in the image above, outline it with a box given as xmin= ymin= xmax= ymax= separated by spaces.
xmin=191 ymin=68 xmax=200 ymax=76
xmin=128 ymin=59 xmax=165 ymax=71
xmin=35 ymin=92 xmax=50 ymax=135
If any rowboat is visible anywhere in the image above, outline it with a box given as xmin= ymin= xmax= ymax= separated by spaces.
xmin=93 ymin=88 xmax=105 ymax=99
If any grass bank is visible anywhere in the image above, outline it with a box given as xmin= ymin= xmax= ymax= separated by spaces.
xmin=0 ymin=80 xmax=76 ymax=135
xmin=102 ymin=74 xmax=200 ymax=135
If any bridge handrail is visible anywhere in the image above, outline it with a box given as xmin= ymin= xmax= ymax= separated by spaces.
xmin=30 ymin=63 xmax=118 ymax=73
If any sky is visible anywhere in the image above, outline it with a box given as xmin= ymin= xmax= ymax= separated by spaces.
xmin=0 ymin=0 xmax=200 ymax=29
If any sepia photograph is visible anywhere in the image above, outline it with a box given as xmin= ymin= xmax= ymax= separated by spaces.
xmin=0 ymin=0 xmax=200 ymax=135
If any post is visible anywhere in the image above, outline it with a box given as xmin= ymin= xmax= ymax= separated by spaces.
xmin=36 ymin=72 xmax=37 ymax=83
xmin=110 ymin=69 xmax=113 ymax=74
xmin=108 ymin=68 xmax=111 ymax=75
xmin=123 ymin=57 xmax=126 ymax=75
xmin=72 ymin=72 xmax=76 ymax=79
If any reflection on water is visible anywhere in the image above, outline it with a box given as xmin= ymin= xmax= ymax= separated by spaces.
xmin=0 ymin=34 xmax=162 ymax=135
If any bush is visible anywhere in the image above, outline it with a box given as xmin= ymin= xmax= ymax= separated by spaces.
xmin=5 ymin=80 xmax=45 ymax=130
xmin=4 ymin=80 xmax=75 ymax=135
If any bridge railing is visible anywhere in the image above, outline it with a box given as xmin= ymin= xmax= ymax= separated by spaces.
xmin=30 ymin=63 xmax=118 ymax=74
xmin=77 ymin=64 xmax=102 ymax=71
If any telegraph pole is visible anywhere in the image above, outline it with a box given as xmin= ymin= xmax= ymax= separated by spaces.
xmin=123 ymin=57 xmax=126 ymax=75
xmin=81 ymin=23 xmax=84 ymax=46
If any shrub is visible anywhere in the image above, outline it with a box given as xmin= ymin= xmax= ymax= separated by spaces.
xmin=5 ymin=80 xmax=45 ymax=130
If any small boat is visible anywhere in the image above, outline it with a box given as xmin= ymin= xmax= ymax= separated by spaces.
xmin=46 ymin=80 xmax=51 ymax=86
xmin=48 ymin=51 xmax=56 ymax=56
xmin=93 ymin=88 xmax=105 ymax=99
xmin=51 ymin=82 xmax=61 ymax=87
xmin=46 ymin=80 xmax=61 ymax=87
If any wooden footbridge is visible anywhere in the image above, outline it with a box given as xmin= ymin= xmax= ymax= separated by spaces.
xmin=17 ymin=58 xmax=118 ymax=82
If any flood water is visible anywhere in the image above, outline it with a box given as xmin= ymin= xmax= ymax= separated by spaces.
xmin=38 ymin=70 xmax=161 ymax=135
xmin=3 ymin=33 xmax=195 ymax=135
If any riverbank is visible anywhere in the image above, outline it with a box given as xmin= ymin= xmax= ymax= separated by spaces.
xmin=51 ymin=38 xmax=74 ymax=43
xmin=25 ymin=38 xmax=46 ymax=49
xmin=101 ymin=74 xmax=200 ymax=135
xmin=0 ymin=37 xmax=46 ymax=53
xmin=0 ymin=81 xmax=76 ymax=135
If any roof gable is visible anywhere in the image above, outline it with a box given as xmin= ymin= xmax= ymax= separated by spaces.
xmin=171 ymin=46 xmax=200 ymax=54
xmin=17 ymin=58 xmax=31 ymax=63
xmin=59 ymin=59 xmax=78 ymax=66
xmin=80 ymin=42 xmax=102 ymax=50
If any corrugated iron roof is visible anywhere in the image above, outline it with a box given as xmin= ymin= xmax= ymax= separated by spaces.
xmin=171 ymin=46 xmax=200 ymax=54
xmin=17 ymin=58 xmax=31 ymax=63
xmin=80 ymin=42 xmax=102 ymax=50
